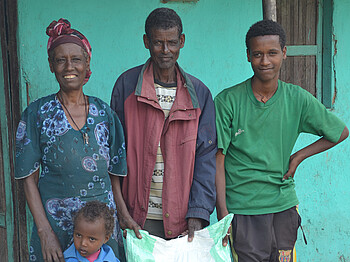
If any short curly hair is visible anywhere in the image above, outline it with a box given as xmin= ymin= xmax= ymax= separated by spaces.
xmin=145 ymin=8 xmax=183 ymax=39
xmin=246 ymin=20 xmax=286 ymax=51
xmin=74 ymin=201 xmax=115 ymax=237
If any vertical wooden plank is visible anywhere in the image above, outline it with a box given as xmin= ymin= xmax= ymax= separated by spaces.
xmin=0 ymin=0 xmax=27 ymax=260
xmin=316 ymin=0 xmax=323 ymax=101
xmin=0 ymin=47 xmax=14 ymax=262
xmin=263 ymin=0 xmax=277 ymax=20
xmin=309 ymin=56 xmax=316 ymax=96
xmin=277 ymin=0 xmax=318 ymax=97
xmin=9 ymin=0 xmax=29 ymax=256
xmin=290 ymin=0 xmax=300 ymax=84
xmin=0 ymin=132 xmax=5 ymax=214
xmin=0 ymin=1 xmax=10 ymax=259
xmin=308 ymin=0 xmax=317 ymax=96
xmin=322 ymin=0 xmax=332 ymax=107
xmin=0 ymin=227 xmax=9 ymax=261
xmin=0 ymin=4 xmax=8 ymax=261
xmin=306 ymin=0 xmax=317 ymax=45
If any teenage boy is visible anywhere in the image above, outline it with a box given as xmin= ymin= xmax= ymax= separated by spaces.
xmin=215 ymin=20 xmax=348 ymax=262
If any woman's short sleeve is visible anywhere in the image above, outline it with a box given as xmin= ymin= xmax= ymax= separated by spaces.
xmin=15 ymin=105 xmax=42 ymax=179
xmin=107 ymin=109 xmax=127 ymax=177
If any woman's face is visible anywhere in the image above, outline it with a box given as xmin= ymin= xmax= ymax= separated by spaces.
xmin=49 ymin=43 xmax=90 ymax=92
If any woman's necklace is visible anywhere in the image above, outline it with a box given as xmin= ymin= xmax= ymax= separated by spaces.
xmin=57 ymin=92 xmax=89 ymax=145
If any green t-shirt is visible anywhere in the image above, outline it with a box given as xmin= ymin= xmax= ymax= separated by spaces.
xmin=215 ymin=78 xmax=345 ymax=215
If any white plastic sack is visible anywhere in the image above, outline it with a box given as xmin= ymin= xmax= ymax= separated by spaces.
xmin=125 ymin=214 xmax=233 ymax=262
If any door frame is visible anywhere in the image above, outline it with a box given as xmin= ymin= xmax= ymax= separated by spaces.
xmin=0 ymin=0 xmax=28 ymax=261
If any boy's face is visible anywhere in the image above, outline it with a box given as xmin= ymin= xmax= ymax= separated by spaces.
xmin=73 ymin=217 xmax=109 ymax=257
xmin=247 ymin=35 xmax=287 ymax=83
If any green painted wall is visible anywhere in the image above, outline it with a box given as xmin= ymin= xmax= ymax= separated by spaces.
xmin=293 ymin=0 xmax=350 ymax=261
xmin=17 ymin=0 xmax=261 ymax=109
xmin=16 ymin=0 xmax=350 ymax=261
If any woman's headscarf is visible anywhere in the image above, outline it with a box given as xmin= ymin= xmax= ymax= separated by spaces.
xmin=46 ymin=18 xmax=92 ymax=85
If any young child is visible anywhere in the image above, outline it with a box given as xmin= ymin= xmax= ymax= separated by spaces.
xmin=64 ymin=200 xmax=120 ymax=262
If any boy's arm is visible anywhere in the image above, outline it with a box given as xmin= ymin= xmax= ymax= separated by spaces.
xmin=216 ymin=149 xmax=230 ymax=247
xmin=283 ymin=126 xmax=349 ymax=180
xmin=216 ymin=149 xmax=228 ymax=220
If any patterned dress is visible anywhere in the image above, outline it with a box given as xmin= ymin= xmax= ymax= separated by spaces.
xmin=15 ymin=94 xmax=127 ymax=261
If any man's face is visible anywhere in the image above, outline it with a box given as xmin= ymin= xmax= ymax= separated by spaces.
xmin=247 ymin=35 xmax=286 ymax=83
xmin=144 ymin=27 xmax=185 ymax=71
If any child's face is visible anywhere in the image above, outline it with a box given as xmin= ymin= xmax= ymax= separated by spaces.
xmin=73 ymin=217 xmax=109 ymax=257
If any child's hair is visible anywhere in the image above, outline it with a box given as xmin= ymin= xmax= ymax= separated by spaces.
xmin=74 ymin=200 xmax=115 ymax=237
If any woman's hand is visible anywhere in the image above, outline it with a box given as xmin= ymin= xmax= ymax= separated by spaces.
xmin=38 ymin=227 xmax=64 ymax=262
xmin=23 ymin=169 xmax=64 ymax=261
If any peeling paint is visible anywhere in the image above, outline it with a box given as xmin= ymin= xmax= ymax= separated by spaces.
xmin=22 ymin=70 xmax=31 ymax=106
xmin=22 ymin=68 xmax=30 ymax=106
xmin=332 ymin=34 xmax=338 ymax=105
xmin=25 ymin=81 xmax=30 ymax=106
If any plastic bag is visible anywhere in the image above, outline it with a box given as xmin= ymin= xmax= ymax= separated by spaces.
xmin=125 ymin=214 xmax=233 ymax=262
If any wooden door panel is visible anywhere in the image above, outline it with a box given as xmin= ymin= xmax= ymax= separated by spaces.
xmin=277 ymin=0 xmax=319 ymax=97
xmin=0 ymin=227 xmax=9 ymax=261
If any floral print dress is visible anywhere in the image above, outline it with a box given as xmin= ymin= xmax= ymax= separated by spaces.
xmin=15 ymin=94 xmax=127 ymax=261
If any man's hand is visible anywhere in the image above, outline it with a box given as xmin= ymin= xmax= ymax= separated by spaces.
xmin=187 ymin=218 xmax=204 ymax=242
xmin=38 ymin=228 xmax=64 ymax=262
xmin=117 ymin=211 xmax=142 ymax=239
xmin=109 ymin=174 xmax=142 ymax=239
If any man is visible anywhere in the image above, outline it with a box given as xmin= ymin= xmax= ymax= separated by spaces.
xmin=110 ymin=8 xmax=216 ymax=241
xmin=215 ymin=20 xmax=348 ymax=261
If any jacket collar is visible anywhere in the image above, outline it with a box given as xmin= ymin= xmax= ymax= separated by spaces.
xmin=135 ymin=58 xmax=199 ymax=109
xmin=64 ymin=244 xmax=115 ymax=262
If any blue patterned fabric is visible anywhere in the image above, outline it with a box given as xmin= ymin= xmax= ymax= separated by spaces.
xmin=15 ymin=94 xmax=127 ymax=261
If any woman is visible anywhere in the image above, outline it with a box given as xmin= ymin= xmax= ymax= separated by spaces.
xmin=15 ymin=19 xmax=127 ymax=262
